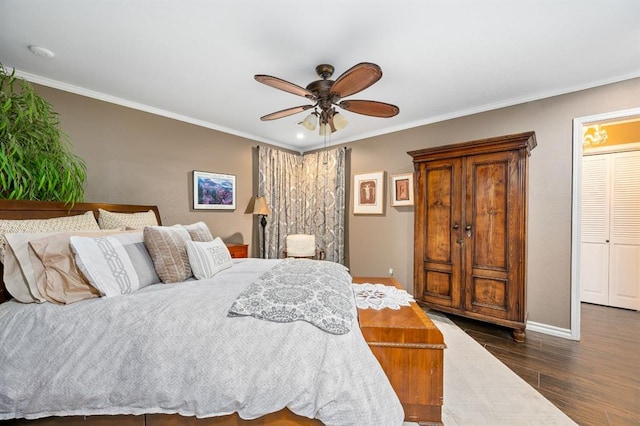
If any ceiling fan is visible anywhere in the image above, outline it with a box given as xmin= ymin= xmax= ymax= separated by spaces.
xmin=254 ymin=62 xmax=399 ymax=135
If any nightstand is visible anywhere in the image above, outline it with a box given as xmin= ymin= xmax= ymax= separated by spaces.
xmin=225 ymin=243 xmax=248 ymax=259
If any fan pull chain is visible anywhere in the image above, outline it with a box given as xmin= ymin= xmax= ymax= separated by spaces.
xmin=322 ymin=131 xmax=331 ymax=258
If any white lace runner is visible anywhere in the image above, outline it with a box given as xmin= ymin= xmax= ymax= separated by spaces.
xmin=352 ymin=283 xmax=414 ymax=310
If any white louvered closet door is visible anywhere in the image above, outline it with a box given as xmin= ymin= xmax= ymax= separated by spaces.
xmin=580 ymin=155 xmax=610 ymax=305
xmin=609 ymin=151 xmax=640 ymax=310
xmin=581 ymin=150 xmax=640 ymax=310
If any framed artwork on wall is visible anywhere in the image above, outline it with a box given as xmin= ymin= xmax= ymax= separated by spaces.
xmin=390 ymin=173 xmax=414 ymax=207
xmin=193 ymin=170 xmax=236 ymax=210
xmin=353 ymin=171 xmax=385 ymax=214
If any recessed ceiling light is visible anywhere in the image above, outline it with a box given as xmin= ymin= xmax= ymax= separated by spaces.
xmin=296 ymin=132 xmax=305 ymax=140
xmin=28 ymin=45 xmax=55 ymax=58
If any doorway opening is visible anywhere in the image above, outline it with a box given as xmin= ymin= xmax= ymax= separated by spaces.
xmin=571 ymin=107 xmax=640 ymax=340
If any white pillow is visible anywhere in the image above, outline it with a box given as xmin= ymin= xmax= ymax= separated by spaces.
xmin=185 ymin=237 xmax=232 ymax=280
xmin=70 ymin=234 xmax=155 ymax=297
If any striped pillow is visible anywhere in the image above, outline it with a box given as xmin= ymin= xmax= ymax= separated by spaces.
xmin=143 ymin=225 xmax=192 ymax=283
xmin=185 ymin=237 xmax=232 ymax=280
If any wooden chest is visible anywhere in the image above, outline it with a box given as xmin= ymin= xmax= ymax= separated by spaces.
xmin=353 ymin=277 xmax=445 ymax=426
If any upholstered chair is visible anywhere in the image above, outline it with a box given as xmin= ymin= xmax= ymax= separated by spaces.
xmin=283 ymin=234 xmax=325 ymax=260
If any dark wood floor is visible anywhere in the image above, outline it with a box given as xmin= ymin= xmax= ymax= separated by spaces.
xmin=442 ymin=303 xmax=639 ymax=426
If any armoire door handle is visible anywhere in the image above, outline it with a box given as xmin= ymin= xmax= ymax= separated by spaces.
xmin=465 ymin=225 xmax=472 ymax=237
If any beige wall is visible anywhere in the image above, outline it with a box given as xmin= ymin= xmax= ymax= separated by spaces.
xmin=346 ymin=78 xmax=640 ymax=329
xmin=34 ymin=78 xmax=640 ymax=329
xmin=35 ymin=84 xmax=266 ymax=256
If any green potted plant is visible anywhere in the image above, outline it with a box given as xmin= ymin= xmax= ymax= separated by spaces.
xmin=0 ymin=65 xmax=86 ymax=204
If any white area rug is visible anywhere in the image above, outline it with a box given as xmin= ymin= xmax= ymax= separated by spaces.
xmin=405 ymin=311 xmax=576 ymax=426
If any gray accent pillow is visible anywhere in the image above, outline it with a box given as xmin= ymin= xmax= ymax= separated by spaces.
xmin=120 ymin=234 xmax=161 ymax=286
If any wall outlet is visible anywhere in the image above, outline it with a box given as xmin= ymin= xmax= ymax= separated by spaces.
xmin=388 ymin=267 xmax=394 ymax=276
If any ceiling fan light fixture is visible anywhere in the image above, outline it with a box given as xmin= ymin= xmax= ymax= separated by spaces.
xmin=301 ymin=112 xmax=318 ymax=130
xmin=333 ymin=112 xmax=348 ymax=130
xmin=255 ymin=63 xmax=399 ymax=135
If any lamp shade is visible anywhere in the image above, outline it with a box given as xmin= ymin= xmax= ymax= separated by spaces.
xmin=252 ymin=196 xmax=271 ymax=215
xmin=301 ymin=113 xmax=317 ymax=130
xmin=333 ymin=112 xmax=348 ymax=130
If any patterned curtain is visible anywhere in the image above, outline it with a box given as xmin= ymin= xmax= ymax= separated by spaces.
xmin=258 ymin=146 xmax=346 ymax=264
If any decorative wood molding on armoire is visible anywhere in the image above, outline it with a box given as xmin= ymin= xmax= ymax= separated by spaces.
xmin=409 ymin=131 xmax=536 ymax=342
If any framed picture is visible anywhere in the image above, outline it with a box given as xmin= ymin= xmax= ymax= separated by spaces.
xmin=193 ymin=170 xmax=236 ymax=210
xmin=390 ymin=173 xmax=414 ymax=206
xmin=353 ymin=171 xmax=385 ymax=214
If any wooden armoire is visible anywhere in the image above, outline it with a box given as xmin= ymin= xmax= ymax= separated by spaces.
xmin=408 ymin=132 xmax=536 ymax=342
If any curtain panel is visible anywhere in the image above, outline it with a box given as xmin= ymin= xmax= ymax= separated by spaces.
xmin=258 ymin=146 xmax=346 ymax=264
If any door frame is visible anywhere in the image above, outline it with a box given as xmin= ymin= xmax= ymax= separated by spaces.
xmin=571 ymin=106 xmax=640 ymax=340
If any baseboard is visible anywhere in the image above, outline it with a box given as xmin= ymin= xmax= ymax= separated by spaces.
xmin=526 ymin=320 xmax=574 ymax=340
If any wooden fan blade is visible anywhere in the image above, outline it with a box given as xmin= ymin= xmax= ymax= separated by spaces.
xmin=338 ymin=100 xmax=399 ymax=118
xmin=330 ymin=63 xmax=383 ymax=98
xmin=260 ymin=105 xmax=314 ymax=121
xmin=255 ymin=75 xmax=316 ymax=99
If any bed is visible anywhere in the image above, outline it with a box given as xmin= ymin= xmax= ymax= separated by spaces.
xmin=0 ymin=200 xmax=406 ymax=426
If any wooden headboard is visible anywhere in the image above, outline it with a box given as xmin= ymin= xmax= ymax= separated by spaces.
xmin=0 ymin=199 xmax=161 ymax=303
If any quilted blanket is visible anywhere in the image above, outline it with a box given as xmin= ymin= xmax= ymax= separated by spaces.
xmin=228 ymin=259 xmax=354 ymax=334
xmin=0 ymin=259 xmax=404 ymax=425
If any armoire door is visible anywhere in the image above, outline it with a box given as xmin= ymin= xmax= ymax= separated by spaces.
xmin=463 ymin=150 xmax=524 ymax=321
xmin=415 ymin=157 xmax=463 ymax=308
xmin=410 ymin=131 xmax=535 ymax=341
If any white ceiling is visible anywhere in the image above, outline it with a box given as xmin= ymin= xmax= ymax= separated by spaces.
xmin=1 ymin=0 xmax=639 ymax=152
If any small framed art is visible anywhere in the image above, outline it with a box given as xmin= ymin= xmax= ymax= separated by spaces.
xmin=353 ymin=171 xmax=385 ymax=214
xmin=390 ymin=173 xmax=414 ymax=207
xmin=193 ymin=170 xmax=236 ymax=210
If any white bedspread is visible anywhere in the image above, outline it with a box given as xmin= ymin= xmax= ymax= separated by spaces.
xmin=0 ymin=259 xmax=404 ymax=425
